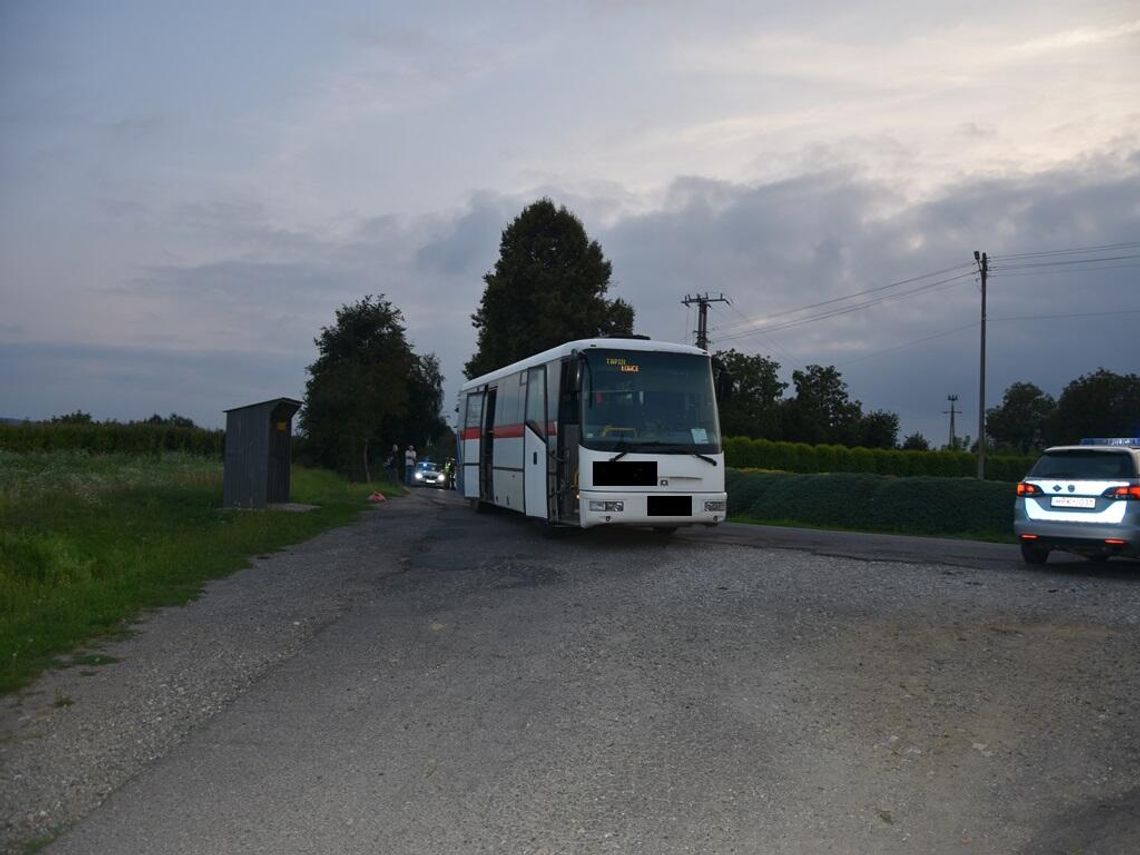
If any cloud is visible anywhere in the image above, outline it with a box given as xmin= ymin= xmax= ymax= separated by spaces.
xmin=12 ymin=145 xmax=1134 ymax=443
xmin=593 ymin=148 xmax=1140 ymax=441
xmin=413 ymin=192 xmax=514 ymax=277
xmin=0 ymin=340 xmax=307 ymax=427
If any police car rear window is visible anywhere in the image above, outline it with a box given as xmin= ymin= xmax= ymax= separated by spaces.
xmin=1030 ymin=451 xmax=1136 ymax=479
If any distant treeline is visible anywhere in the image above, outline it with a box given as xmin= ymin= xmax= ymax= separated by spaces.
xmin=724 ymin=436 xmax=1034 ymax=482
xmin=2 ymin=421 xmax=1039 ymax=479
xmin=0 ymin=422 xmax=224 ymax=457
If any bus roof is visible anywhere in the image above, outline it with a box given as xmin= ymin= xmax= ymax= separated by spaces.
xmin=459 ymin=337 xmax=708 ymax=391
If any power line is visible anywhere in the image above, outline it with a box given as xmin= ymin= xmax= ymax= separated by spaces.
xmin=991 ymin=308 xmax=1140 ymax=322
xmin=710 ymin=242 xmax=1132 ymax=346
xmin=830 ymin=308 xmax=1137 ymax=369
xmin=841 ymin=321 xmax=978 ymax=366
xmin=711 ymin=262 xmax=975 ymax=336
xmin=713 ymin=270 xmax=976 ymax=345
xmin=992 ymin=240 xmax=1140 ymax=261
xmin=722 ymin=299 xmax=796 ymax=363
xmin=988 ymin=262 xmax=1140 ymax=278
xmin=991 ymin=253 xmax=1140 ymax=271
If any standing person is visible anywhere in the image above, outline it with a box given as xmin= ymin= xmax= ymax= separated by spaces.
xmin=404 ymin=444 xmax=416 ymax=486
xmin=384 ymin=444 xmax=399 ymax=484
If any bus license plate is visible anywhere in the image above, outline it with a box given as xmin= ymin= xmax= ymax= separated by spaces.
xmin=1051 ymin=496 xmax=1095 ymax=509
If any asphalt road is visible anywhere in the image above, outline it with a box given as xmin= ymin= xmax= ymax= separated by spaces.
xmin=4 ymin=489 xmax=1138 ymax=854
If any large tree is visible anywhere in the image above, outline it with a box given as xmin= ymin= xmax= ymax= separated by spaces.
xmin=301 ymin=295 xmax=445 ymax=481
xmin=400 ymin=353 xmax=447 ymax=450
xmin=986 ymin=381 xmax=1055 ymax=454
xmin=713 ymin=349 xmax=786 ymax=439
xmin=781 ymin=364 xmax=864 ymax=446
xmin=1045 ymin=368 xmax=1140 ymax=445
xmin=465 ymin=198 xmax=634 ymax=378
xmin=856 ymin=409 xmax=901 ymax=449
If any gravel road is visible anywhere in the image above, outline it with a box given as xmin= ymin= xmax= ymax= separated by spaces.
xmin=2 ymin=490 xmax=1138 ymax=854
xmin=1 ymin=495 xmax=433 ymax=852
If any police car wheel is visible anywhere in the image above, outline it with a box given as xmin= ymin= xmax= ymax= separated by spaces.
xmin=1019 ymin=542 xmax=1049 ymax=565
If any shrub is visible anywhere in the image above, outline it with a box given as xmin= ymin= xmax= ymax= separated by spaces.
xmin=726 ymin=467 xmax=1015 ymax=537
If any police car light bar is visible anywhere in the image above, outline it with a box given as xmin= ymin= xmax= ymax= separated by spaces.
xmin=1079 ymin=437 xmax=1140 ymax=447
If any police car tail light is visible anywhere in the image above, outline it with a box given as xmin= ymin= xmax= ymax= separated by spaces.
xmin=1016 ymin=482 xmax=1042 ymax=497
xmin=1101 ymin=485 xmax=1140 ymax=500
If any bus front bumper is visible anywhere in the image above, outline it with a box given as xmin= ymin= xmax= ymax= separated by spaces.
xmin=579 ymin=491 xmax=727 ymax=529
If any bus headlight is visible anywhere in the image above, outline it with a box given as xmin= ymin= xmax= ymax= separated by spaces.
xmin=589 ymin=500 xmax=624 ymax=512
xmin=704 ymin=500 xmax=726 ymax=512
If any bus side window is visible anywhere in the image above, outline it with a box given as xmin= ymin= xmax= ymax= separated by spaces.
xmin=526 ymin=366 xmax=546 ymax=437
xmin=465 ymin=392 xmax=483 ymax=433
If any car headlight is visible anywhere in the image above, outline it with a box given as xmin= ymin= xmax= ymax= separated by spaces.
xmin=414 ymin=472 xmax=424 ymax=480
xmin=589 ymin=500 xmax=624 ymax=512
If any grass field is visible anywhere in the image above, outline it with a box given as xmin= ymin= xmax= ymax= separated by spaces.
xmin=0 ymin=450 xmax=387 ymax=694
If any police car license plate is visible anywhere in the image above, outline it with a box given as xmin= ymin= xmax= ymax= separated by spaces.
xmin=1051 ymin=496 xmax=1095 ymax=508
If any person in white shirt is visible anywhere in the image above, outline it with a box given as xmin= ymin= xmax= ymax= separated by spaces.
xmin=404 ymin=445 xmax=416 ymax=485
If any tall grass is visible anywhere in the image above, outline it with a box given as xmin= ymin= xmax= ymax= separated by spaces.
xmin=0 ymin=450 xmax=385 ymax=694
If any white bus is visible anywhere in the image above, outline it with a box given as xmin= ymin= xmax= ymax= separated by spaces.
xmin=457 ymin=337 xmax=726 ymax=530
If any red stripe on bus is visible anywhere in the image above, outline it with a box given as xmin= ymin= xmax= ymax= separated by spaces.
xmin=461 ymin=421 xmax=558 ymax=441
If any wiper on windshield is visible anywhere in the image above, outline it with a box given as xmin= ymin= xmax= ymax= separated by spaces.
xmin=609 ymin=439 xmax=630 ymax=462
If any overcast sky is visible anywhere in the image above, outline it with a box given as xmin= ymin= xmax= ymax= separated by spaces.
xmin=2 ymin=1 xmax=1138 ymax=445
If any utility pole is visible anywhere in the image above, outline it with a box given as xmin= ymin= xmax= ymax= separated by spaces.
xmin=681 ymin=292 xmax=730 ymax=350
xmin=974 ymin=250 xmax=988 ymax=480
xmin=943 ymin=394 xmax=959 ymax=449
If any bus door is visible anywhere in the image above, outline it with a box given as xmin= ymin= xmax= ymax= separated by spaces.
xmin=555 ymin=358 xmax=580 ymax=523
xmin=523 ymin=366 xmax=548 ymax=518
xmin=480 ymin=387 xmax=496 ymax=502
xmin=460 ymin=391 xmax=483 ymax=500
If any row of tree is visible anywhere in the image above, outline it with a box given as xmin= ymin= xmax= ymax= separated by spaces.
xmin=714 ymin=350 xmax=1140 ymax=451
xmin=42 ymin=411 xmax=200 ymax=428
xmin=985 ymin=370 xmax=1140 ymax=453
xmin=297 ymin=197 xmax=1136 ymax=481
xmin=714 ymin=352 xmax=903 ymax=448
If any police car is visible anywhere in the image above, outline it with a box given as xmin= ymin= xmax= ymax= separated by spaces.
xmin=413 ymin=460 xmax=447 ymax=488
xmin=1014 ymin=438 xmax=1140 ymax=564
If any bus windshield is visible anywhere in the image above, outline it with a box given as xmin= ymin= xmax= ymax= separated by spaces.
xmin=579 ymin=349 xmax=722 ymax=454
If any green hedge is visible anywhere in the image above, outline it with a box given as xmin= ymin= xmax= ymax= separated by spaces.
xmin=0 ymin=423 xmax=224 ymax=457
xmin=725 ymin=468 xmax=1014 ymax=537
xmin=723 ymin=436 xmax=1034 ymax=482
